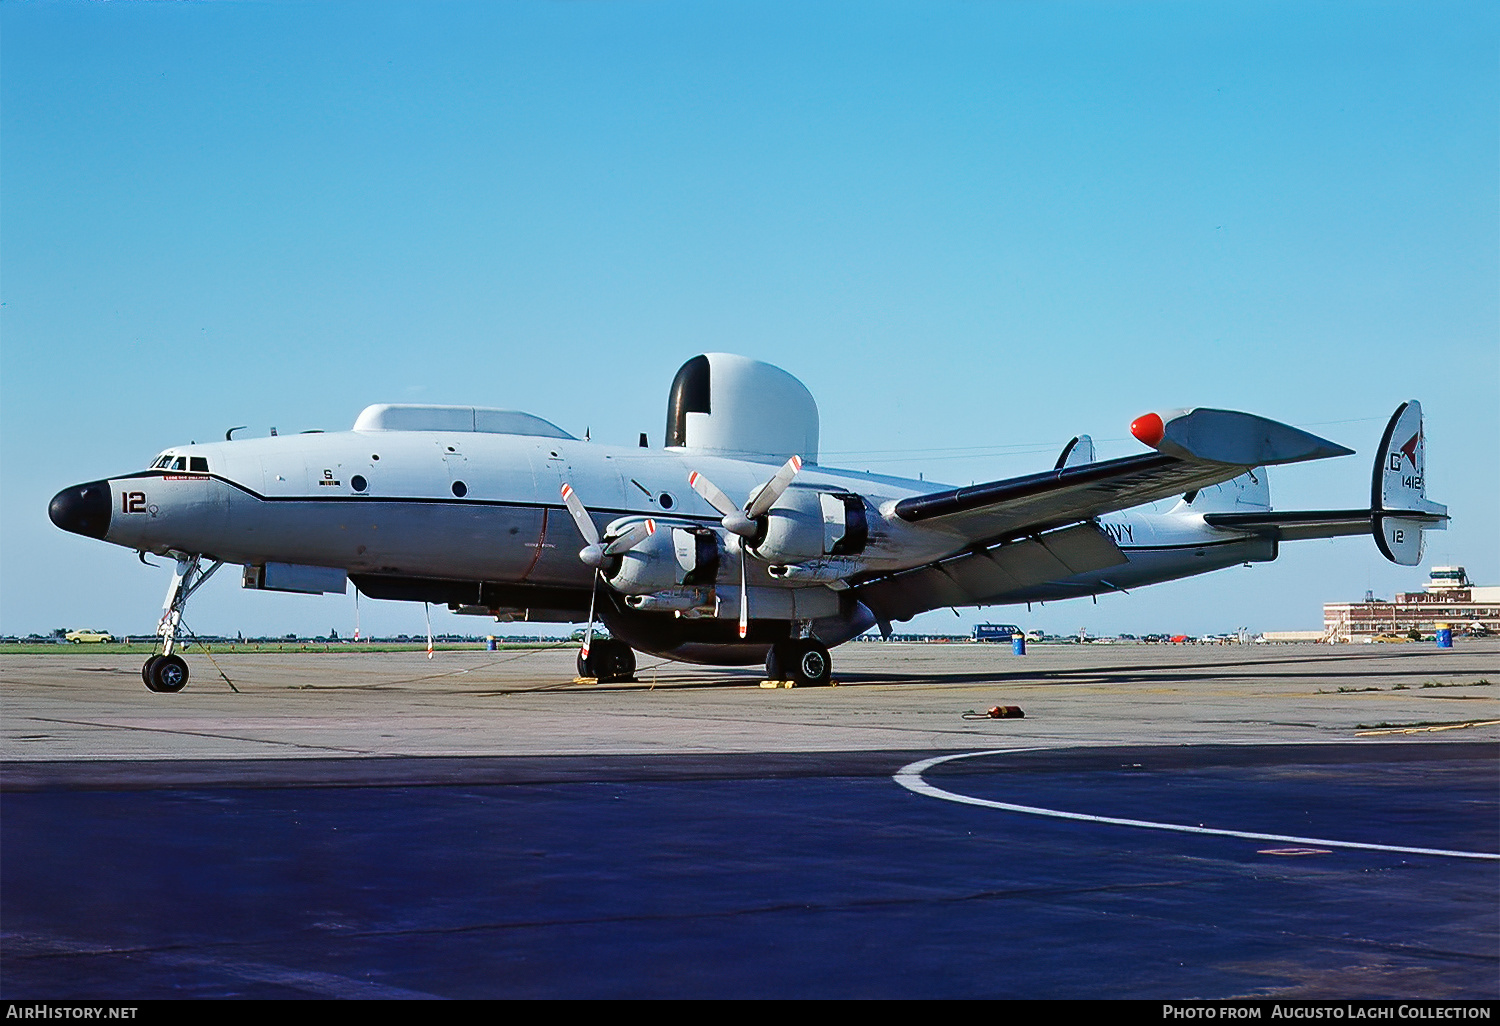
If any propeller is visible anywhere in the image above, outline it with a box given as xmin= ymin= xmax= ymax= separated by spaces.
xmin=560 ymin=483 xmax=655 ymax=659
xmin=686 ymin=455 xmax=803 ymax=639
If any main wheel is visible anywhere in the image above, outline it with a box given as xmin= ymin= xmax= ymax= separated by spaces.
xmin=578 ymin=640 xmax=635 ymax=683
xmin=766 ymin=642 xmax=789 ymax=681
xmin=142 ymin=655 xmax=164 ymax=692
xmin=585 ymin=640 xmax=634 ymax=683
xmin=148 ymin=654 xmax=189 ymax=693
xmin=788 ymin=639 xmax=831 ymax=687
xmin=603 ymin=641 xmax=635 ymax=683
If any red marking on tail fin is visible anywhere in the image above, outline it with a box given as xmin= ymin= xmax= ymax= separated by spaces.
xmin=1399 ymin=431 xmax=1420 ymax=469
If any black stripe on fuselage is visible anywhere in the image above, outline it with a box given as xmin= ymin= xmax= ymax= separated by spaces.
xmin=120 ymin=470 xmax=718 ymax=525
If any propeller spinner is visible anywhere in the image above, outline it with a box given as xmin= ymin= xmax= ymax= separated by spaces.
xmin=559 ymin=483 xmax=654 ymax=657
xmin=686 ymin=455 xmax=803 ymax=638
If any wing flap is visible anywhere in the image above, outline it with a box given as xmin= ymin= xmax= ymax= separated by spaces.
xmin=856 ymin=522 xmax=1125 ymax=622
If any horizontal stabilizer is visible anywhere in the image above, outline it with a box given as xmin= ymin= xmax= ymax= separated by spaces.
xmin=1203 ymin=402 xmax=1447 ymax=567
xmin=1204 ymin=509 xmax=1375 ymax=543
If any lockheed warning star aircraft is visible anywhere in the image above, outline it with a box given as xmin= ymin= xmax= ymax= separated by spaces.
xmin=49 ymin=353 xmax=1447 ymax=693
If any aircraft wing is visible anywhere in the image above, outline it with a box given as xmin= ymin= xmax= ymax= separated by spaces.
xmin=891 ymin=451 xmax=1232 ymax=543
xmin=889 ymin=406 xmax=1353 ymax=545
xmin=853 ymin=408 xmax=1354 ymax=623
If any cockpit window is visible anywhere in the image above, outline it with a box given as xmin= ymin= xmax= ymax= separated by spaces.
xmin=151 ymin=453 xmax=208 ymax=472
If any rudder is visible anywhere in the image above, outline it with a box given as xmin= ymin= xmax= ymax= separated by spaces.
xmin=1372 ymin=400 xmax=1447 ymax=565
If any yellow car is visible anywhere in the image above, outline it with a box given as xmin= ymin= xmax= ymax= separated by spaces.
xmin=65 ymin=629 xmax=114 ymax=644
xmin=1371 ymin=633 xmax=1416 ymax=643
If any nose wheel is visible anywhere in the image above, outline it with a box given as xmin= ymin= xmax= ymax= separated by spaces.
xmin=766 ymin=638 xmax=832 ymax=686
xmin=143 ymin=654 xmax=189 ymax=693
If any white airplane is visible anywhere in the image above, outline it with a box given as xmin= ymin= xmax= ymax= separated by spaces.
xmin=49 ymin=353 xmax=1447 ymax=693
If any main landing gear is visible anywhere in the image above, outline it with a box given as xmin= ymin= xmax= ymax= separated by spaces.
xmin=766 ymin=637 xmax=832 ymax=687
xmin=143 ymin=554 xmax=222 ymax=694
xmin=577 ymin=638 xmax=636 ymax=684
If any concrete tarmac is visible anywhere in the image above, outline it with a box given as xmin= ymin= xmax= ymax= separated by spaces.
xmin=2 ymin=640 xmax=1497 ymax=998
xmin=2 ymin=639 xmax=1497 ymax=762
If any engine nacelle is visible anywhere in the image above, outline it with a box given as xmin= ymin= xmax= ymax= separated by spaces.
xmin=607 ymin=519 xmax=722 ymax=595
xmin=752 ymin=490 xmax=869 ymax=565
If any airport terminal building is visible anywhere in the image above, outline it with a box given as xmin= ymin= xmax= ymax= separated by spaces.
xmin=1324 ymin=566 xmax=1500 ymax=640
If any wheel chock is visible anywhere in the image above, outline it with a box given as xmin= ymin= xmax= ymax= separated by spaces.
xmin=961 ymin=706 xmax=1025 ymax=719
xmin=574 ymin=676 xmax=600 ymax=685
xmin=760 ymin=679 xmax=795 ymax=688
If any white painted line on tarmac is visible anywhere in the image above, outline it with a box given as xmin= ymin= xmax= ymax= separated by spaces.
xmin=894 ymin=749 xmax=1500 ymax=861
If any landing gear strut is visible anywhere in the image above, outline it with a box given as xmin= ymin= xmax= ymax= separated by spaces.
xmin=578 ymin=639 xmax=636 ymax=684
xmin=766 ymin=638 xmax=832 ymax=687
xmin=143 ymin=554 xmax=222 ymax=694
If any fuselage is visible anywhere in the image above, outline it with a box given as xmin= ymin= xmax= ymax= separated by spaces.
xmin=58 ymin=424 xmax=1270 ymax=587
xmin=94 ymin=429 xmax=959 ymax=581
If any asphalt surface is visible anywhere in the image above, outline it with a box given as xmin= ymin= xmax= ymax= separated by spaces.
xmin=2 ymin=641 xmax=1496 ymax=999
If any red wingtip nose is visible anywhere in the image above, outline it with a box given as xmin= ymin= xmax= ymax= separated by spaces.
xmin=1131 ymin=412 xmax=1165 ymax=448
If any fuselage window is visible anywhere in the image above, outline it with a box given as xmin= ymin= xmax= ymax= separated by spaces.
xmin=189 ymin=457 xmax=209 ymax=474
xmin=351 ymin=475 xmax=368 ymax=493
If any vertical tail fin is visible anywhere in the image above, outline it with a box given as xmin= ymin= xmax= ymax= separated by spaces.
xmin=1054 ymin=434 xmax=1095 ymax=470
xmin=1177 ymin=467 xmax=1270 ymax=513
xmin=1372 ymin=400 xmax=1447 ymax=565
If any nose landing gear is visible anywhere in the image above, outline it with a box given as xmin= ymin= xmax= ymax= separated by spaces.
xmin=141 ymin=554 xmax=222 ymax=694
xmin=143 ymin=653 xmax=189 ymax=693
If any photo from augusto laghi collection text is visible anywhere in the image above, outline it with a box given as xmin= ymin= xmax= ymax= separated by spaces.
xmin=1162 ymin=1006 xmax=1494 ymax=1020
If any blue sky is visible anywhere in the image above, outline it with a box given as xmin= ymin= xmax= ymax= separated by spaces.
xmin=3 ymin=1 xmax=1496 ymax=640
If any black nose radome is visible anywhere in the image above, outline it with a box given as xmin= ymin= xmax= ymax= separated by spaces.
xmin=49 ymin=481 xmax=112 ymax=540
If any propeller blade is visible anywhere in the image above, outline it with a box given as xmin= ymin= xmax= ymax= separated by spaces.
xmin=687 ymin=470 xmax=739 ymax=517
xmin=582 ymin=570 xmax=598 ymax=661
xmin=745 ymin=455 xmax=803 ymax=519
xmin=559 ymin=484 xmax=599 ymax=547
xmin=738 ymin=538 xmax=748 ymax=639
xmin=603 ymin=518 xmax=655 ymax=556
